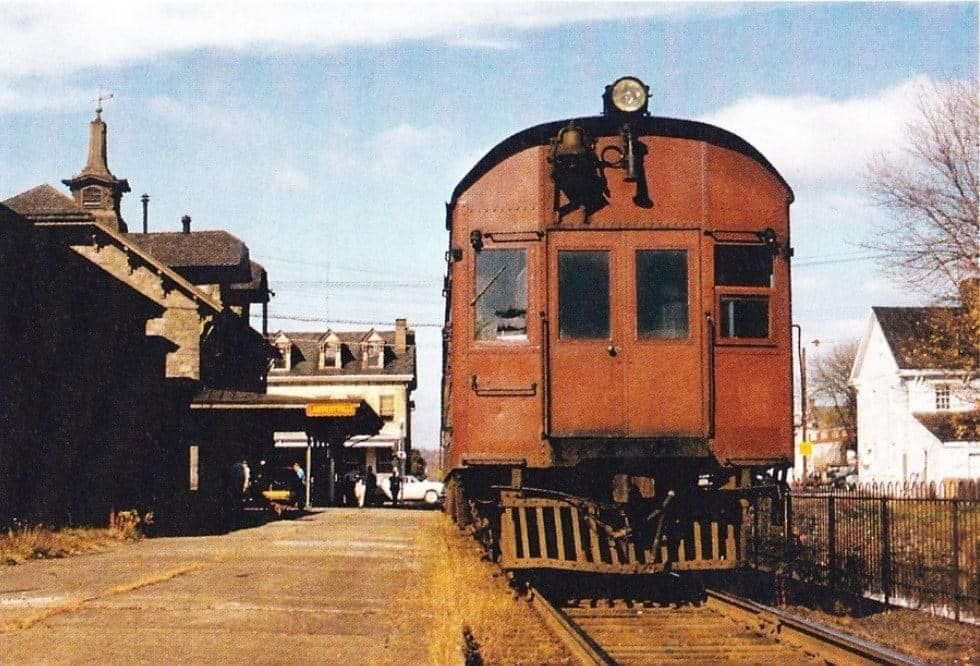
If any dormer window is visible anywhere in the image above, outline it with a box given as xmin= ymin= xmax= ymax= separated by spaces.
xmin=271 ymin=332 xmax=292 ymax=371
xmin=319 ymin=331 xmax=343 ymax=369
xmin=362 ymin=331 xmax=386 ymax=369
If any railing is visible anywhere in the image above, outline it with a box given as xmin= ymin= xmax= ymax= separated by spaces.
xmin=748 ymin=480 xmax=980 ymax=623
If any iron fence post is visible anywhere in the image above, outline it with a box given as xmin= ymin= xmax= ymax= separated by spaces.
xmin=827 ymin=494 xmax=837 ymax=591
xmin=951 ymin=499 xmax=960 ymax=622
xmin=880 ymin=497 xmax=891 ymax=606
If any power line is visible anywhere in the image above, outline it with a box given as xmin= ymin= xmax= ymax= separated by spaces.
xmin=272 ymin=280 xmax=440 ymax=289
xmin=253 ymin=312 xmax=444 ymax=328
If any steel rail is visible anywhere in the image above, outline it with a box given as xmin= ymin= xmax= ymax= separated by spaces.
xmin=526 ymin=584 xmax=613 ymax=665
xmin=705 ymin=588 xmax=925 ymax=666
xmin=524 ymin=582 xmax=924 ymax=666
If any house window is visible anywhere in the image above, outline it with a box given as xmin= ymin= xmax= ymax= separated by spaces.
xmin=636 ymin=250 xmax=688 ymax=339
xmin=935 ymin=384 xmax=951 ymax=410
xmin=320 ymin=343 xmax=343 ymax=369
xmin=474 ymin=249 xmax=528 ymax=341
xmin=189 ymin=445 xmax=199 ymax=492
xmin=272 ymin=343 xmax=291 ymax=370
xmin=715 ymin=244 xmax=773 ymax=341
xmin=559 ymin=250 xmax=610 ymax=339
xmin=379 ymin=395 xmax=395 ymax=422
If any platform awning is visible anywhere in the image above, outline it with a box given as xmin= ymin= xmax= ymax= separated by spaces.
xmin=190 ymin=390 xmax=382 ymax=444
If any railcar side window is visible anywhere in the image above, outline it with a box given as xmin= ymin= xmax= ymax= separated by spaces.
xmin=715 ymin=245 xmax=772 ymax=287
xmin=558 ymin=251 xmax=610 ymax=339
xmin=720 ymin=296 xmax=769 ymax=338
xmin=474 ymin=249 xmax=528 ymax=341
xmin=636 ymin=250 xmax=688 ymax=339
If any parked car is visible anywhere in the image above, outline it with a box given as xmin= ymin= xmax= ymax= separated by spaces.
xmin=251 ymin=467 xmax=303 ymax=515
xmin=379 ymin=474 xmax=444 ymax=505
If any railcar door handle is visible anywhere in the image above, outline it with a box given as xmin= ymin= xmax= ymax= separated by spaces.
xmin=607 ymin=345 xmax=618 ymax=356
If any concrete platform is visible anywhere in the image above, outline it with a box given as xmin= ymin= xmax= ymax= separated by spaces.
xmin=0 ymin=508 xmax=440 ymax=664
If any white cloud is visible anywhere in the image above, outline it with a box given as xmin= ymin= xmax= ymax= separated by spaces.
xmin=271 ymin=163 xmax=311 ymax=192
xmin=700 ymin=77 xmax=928 ymax=186
xmin=444 ymin=36 xmax=520 ymax=50
xmin=0 ymin=2 xmax=761 ymax=79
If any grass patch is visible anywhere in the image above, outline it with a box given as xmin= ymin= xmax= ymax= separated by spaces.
xmin=392 ymin=516 xmax=572 ymax=665
xmin=0 ymin=511 xmax=144 ymax=565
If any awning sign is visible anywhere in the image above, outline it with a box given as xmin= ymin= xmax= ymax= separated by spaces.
xmin=305 ymin=401 xmax=358 ymax=418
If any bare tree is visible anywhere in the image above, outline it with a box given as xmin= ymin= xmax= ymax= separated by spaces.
xmin=810 ymin=339 xmax=859 ymax=449
xmin=865 ymin=80 xmax=978 ymax=300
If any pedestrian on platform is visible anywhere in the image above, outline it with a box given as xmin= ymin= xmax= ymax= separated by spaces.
xmin=365 ymin=466 xmax=378 ymax=507
xmin=354 ymin=471 xmax=366 ymax=508
xmin=292 ymin=462 xmax=305 ymax=507
xmin=389 ymin=467 xmax=402 ymax=507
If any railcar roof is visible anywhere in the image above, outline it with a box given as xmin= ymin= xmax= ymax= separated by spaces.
xmin=450 ymin=115 xmax=794 ymax=204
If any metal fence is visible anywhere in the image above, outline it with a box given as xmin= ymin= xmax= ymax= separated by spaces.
xmin=748 ymin=480 xmax=980 ymax=623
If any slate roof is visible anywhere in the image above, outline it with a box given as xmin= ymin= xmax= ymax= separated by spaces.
xmin=913 ymin=411 xmax=980 ymax=442
xmin=229 ymin=261 xmax=267 ymax=293
xmin=126 ymin=230 xmax=246 ymax=268
xmin=2 ymin=184 xmax=93 ymax=222
xmin=873 ymin=306 xmax=976 ymax=370
xmin=269 ymin=330 xmax=416 ymax=378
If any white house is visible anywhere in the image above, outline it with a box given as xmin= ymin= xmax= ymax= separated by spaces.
xmin=850 ymin=304 xmax=979 ymax=485
xmin=266 ymin=320 xmax=417 ymax=477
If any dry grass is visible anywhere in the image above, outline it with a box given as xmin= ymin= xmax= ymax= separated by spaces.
xmin=0 ymin=511 xmax=143 ymax=566
xmin=391 ymin=515 xmax=573 ymax=665
xmin=789 ymin=605 xmax=980 ymax=665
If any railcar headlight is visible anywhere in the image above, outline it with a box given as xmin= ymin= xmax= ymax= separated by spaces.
xmin=604 ymin=76 xmax=650 ymax=116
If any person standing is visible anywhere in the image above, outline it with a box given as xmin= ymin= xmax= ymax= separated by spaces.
xmin=364 ymin=466 xmax=378 ymax=507
xmin=389 ymin=467 xmax=402 ymax=507
xmin=291 ymin=462 xmax=306 ymax=508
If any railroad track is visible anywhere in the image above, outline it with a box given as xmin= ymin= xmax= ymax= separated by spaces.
xmin=528 ymin=585 xmax=922 ymax=665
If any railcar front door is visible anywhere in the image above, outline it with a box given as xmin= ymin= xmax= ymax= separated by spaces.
xmin=547 ymin=230 xmax=704 ymax=438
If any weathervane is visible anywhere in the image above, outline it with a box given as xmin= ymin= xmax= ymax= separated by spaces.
xmin=94 ymin=89 xmax=114 ymax=119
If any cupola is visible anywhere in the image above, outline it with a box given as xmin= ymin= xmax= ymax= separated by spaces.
xmin=62 ymin=96 xmax=131 ymax=232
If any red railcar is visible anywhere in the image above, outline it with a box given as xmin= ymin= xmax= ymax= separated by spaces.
xmin=442 ymin=78 xmax=794 ymax=573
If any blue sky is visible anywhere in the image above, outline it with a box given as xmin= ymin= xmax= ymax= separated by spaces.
xmin=1 ymin=2 xmax=976 ymax=450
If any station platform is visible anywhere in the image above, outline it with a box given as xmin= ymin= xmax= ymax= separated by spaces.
xmin=0 ymin=508 xmax=440 ymax=663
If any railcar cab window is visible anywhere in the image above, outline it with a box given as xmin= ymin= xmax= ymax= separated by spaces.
xmin=474 ymin=249 xmax=528 ymax=341
xmin=715 ymin=244 xmax=773 ymax=341
xmin=636 ymin=250 xmax=688 ymax=339
xmin=559 ymin=251 xmax=610 ymax=339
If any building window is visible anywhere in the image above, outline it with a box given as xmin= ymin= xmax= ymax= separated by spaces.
xmin=81 ymin=186 xmax=102 ymax=208
xmin=935 ymin=384 xmax=951 ymax=410
xmin=636 ymin=250 xmax=688 ymax=339
xmin=559 ymin=250 xmax=609 ymax=339
xmin=189 ymin=445 xmax=199 ymax=492
xmin=272 ymin=343 xmax=291 ymax=370
xmin=379 ymin=395 xmax=395 ymax=422
xmin=474 ymin=249 xmax=528 ymax=341
xmin=375 ymin=447 xmax=394 ymax=473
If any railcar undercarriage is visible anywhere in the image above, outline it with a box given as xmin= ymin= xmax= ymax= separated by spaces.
xmin=447 ymin=462 xmax=787 ymax=575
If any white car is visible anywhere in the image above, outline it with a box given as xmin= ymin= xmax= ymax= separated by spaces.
xmin=379 ymin=474 xmax=444 ymax=505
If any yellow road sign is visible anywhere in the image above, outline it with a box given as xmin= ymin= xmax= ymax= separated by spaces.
xmin=799 ymin=441 xmax=813 ymax=457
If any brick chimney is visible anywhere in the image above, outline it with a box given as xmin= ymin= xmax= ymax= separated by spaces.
xmin=181 ymin=214 xmax=191 ymax=234
xmin=395 ymin=318 xmax=407 ymax=354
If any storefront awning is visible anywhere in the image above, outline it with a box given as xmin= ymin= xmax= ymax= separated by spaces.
xmin=344 ymin=434 xmax=401 ymax=449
